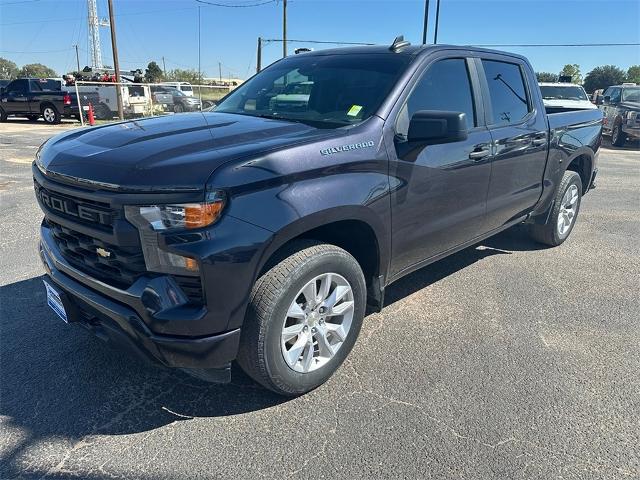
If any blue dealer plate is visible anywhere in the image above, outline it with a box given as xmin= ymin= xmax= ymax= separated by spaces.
xmin=44 ymin=281 xmax=68 ymax=323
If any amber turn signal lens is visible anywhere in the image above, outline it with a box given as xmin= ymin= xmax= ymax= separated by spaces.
xmin=184 ymin=198 xmax=225 ymax=229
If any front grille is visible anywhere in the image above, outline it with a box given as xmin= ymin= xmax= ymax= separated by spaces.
xmin=34 ymin=181 xmax=115 ymax=231
xmin=47 ymin=221 xmax=205 ymax=305
xmin=48 ymin=220 xmax=145 ymax=288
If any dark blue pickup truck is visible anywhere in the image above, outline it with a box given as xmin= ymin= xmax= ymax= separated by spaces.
xmin=33 ymin=39 xmax=602 ymax=395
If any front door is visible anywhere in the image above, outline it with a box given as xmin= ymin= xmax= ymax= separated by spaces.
xmin=2 ymin=79 xmax=29 ymax=114
xmin=387 ymin=57 xmax=492 ymax=278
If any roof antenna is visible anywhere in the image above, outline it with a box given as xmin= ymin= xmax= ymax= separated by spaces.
xmin=390 ymin=35 xmax=411 ymax=51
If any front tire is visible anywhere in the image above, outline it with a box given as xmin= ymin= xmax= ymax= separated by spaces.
xmin=0 ymin=107 xmax=7 ymax=122
xmin=612 ymin=123 xmax=626 ymax=147
xmin=237 ymin=241 xmax=366 ymax=396
xmin=529 ymin=170 xmax=582 ymax=246
xmin=173 ymin=103 xmax=184 ymax=113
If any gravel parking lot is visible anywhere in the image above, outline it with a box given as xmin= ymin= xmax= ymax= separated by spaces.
xmin=1 ymin=119 xmax=638 ymax=479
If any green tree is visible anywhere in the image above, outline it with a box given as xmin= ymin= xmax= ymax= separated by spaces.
xmin=166 ymin=68 xmax=201 ymax=84
xmin=559 ymin=64 xmax=582 ymax=84
xmin=18 ymin=63 xmax=57 ymax=78
xmin=144 ymin=61 xmax=164 ymax=83
xmin=0 ymin=57 xmax=19 ymax=79
xmin=626 ymin=65 xmax=640 ymax=84
xmin=536 ymin=72 xmax=558 ymax=82
xmin=583 ymin=65 xmax=627 ymax=93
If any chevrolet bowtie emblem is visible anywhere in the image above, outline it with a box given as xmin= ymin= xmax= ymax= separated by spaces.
xmin=96 ymin=247 xmax=111 ymax=258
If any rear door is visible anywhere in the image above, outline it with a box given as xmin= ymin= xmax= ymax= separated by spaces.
xmin=602 ymin=87 xmax=621 ymax=132
xmin=477 ymin=57 xmax=548 ymax=231
xmin=387 ymin=55 xmax=493 ymax=277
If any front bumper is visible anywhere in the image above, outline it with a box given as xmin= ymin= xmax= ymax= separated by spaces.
xmin=622 ymin=125 xmax=640 ymax=140
xmin=39 ymin=228 xmax=241 ymax=380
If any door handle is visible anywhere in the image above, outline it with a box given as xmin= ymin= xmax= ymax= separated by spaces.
xmin=531 ymin=137 xmax=547 ymax=146
xmin=469 ymin=149 xmax=491 ymax=161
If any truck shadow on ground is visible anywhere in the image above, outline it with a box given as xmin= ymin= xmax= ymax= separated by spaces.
xmin=0 ymin=227 xmax=537 ymax=478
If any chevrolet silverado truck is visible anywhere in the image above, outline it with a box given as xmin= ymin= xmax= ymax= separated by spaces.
xmin=34 ymin=39 xmax=602 ymax=395
xmin=0 ymin=78 xmax=97 ymax=124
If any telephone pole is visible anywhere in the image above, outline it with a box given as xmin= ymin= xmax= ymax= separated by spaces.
xmin=162 ymin=56 xmax=166 ymax=77
xmin=256 ymin=37 xmax=262 ymax=73
xmin=282 ymin=0 xmax=287 ymax=57
xmin=73 ymin=44 xmax=81 ymax=73
xmin=107 ymin=0 xmax=123 ymax=120
xmin=218 ymin=62 xmax=222 ymax=83
xmin=198 ymin=6 xmax=202 ymax=83
xmin=421 ymin=0 xmax=430 ymax=44
xmin=434 ymin=0 xmax=441 ymax=44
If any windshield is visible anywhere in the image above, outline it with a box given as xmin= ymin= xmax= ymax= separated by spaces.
xmin=622 ymin=87 xmax=640 ymax=102
xmin=214 ymin=53 xmax=411 ymax=128
xmin=540 ymin=85 xmax=588 ymax=101
xmin=180 ymin=85 xmax=193 ymax=93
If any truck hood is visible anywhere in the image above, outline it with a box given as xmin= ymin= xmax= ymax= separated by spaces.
xmin=620 ymin=101 xmax=640 ymax=111
xmin=37 ymin=112 xmax=334 ymax=192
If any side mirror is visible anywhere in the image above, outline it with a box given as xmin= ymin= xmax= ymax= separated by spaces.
xmin=408 ymin=110 xmax=468 ymax=145
xmin=603 ymin=95 xmax=611 ymax=104
xmin=595 ymin=95 xmax=603 ymax=105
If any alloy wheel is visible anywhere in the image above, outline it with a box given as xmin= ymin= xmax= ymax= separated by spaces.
xmin=281 ymin=273 xmax=355 ymax=373
xmin=557 ymin=184 xmax=579 ymax=236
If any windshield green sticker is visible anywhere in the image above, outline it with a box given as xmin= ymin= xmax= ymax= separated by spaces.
xmin=347 ymin=105 xmax=363 ymax=117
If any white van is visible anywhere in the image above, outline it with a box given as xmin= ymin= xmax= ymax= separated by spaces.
xmin=160 ymin=82 xmax=194 ymax=97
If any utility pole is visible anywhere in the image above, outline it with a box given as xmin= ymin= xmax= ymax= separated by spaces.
xmin=218 ymin=62 xmax=222 ymax=83
xmin=282 ymin=0 xmax=287 ymax=57
xmin=198 ymin=6 xmax=202 ymax=83
xmin=434 ymin=0 xmax=441 ymax=44
xmin=256 ymin=37 xmax=262 ymax=73
xmin=162 ymin=56 xmax=166 ymax=78
xmin=73 ymin=44 xmax=81 ymax=73
xmin=107 ymin=0 xmax=123 ymax=120
xmin=422 ymin=0 xmax=430 ymax=44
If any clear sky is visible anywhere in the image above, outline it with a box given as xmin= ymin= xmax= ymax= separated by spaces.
xmin=1 ymin=0 xmax=639 ymax=80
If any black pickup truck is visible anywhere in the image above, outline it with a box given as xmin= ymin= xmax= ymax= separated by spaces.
xmin=0 ymin=78 xmax=97 ymax=124
xmin=34 ymin=40 xmax=602 ymax=395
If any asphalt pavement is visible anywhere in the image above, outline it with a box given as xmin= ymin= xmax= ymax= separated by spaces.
xmin=1 ymin=119 xmax=638 ymax=479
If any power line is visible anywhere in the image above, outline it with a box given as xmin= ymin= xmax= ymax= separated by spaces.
xmin=261 ymin=38 xmax=375 ymax=46
xmin=0 ymin=0 xmax=41 ymax=5
xmin=195 ymin=0 xmax=276 ymax=7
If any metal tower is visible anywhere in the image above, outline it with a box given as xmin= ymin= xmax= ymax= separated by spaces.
xmin=87 ymin=0 xmax=109 ymax=69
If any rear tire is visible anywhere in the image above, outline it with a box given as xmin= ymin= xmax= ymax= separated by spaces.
xmin=41 ymin=105 xmax=60 ymax=124
xmin=529 ymin=170 xmax=582 ymax=247
xmin=237 ymin=241 xmax=366 ymax=396
xmin=612 ymin=123 xmax=626 ymax=147
xmin=174 ymin=103 xmax=184 ymax=113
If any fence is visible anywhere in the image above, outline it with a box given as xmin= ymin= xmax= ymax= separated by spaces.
xmin=72 ymin=81 xmax=234 ymax=126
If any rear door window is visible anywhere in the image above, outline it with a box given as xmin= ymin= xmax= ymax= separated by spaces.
xmin=481 ymin=60 xmax=531 ymax=125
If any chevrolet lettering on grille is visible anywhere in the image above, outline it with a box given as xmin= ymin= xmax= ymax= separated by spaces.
xmin=36 ymin=188 xmax=112 ymax=226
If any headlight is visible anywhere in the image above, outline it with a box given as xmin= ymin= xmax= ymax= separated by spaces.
xmin=124 ymin=191 xmax=226 ymax=231
xmin=124 ymin=190 xmax=226 ymax=276
xmin=627 ymin=111 xmax=638 ymax=121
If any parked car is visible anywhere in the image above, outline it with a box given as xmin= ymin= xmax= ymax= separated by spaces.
xmin=34 ymin=40 xmax=602 ymax=395
xmin=0 ymin=79 xmax=11 ymax=89
xmin=151 ymin=86 xmax=200 ymax=113
xmin=160 ymin=82 xmax=194 ymax=96
xmin=539 ymin=82 xmax=597 ymax=112
xmin=597 ymin=83 xmax=640 ymax=146
xmin=270 ymin=81 xmax=314 ymax=110
xmin=0 ymin=78 xmax=98 ymax=123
